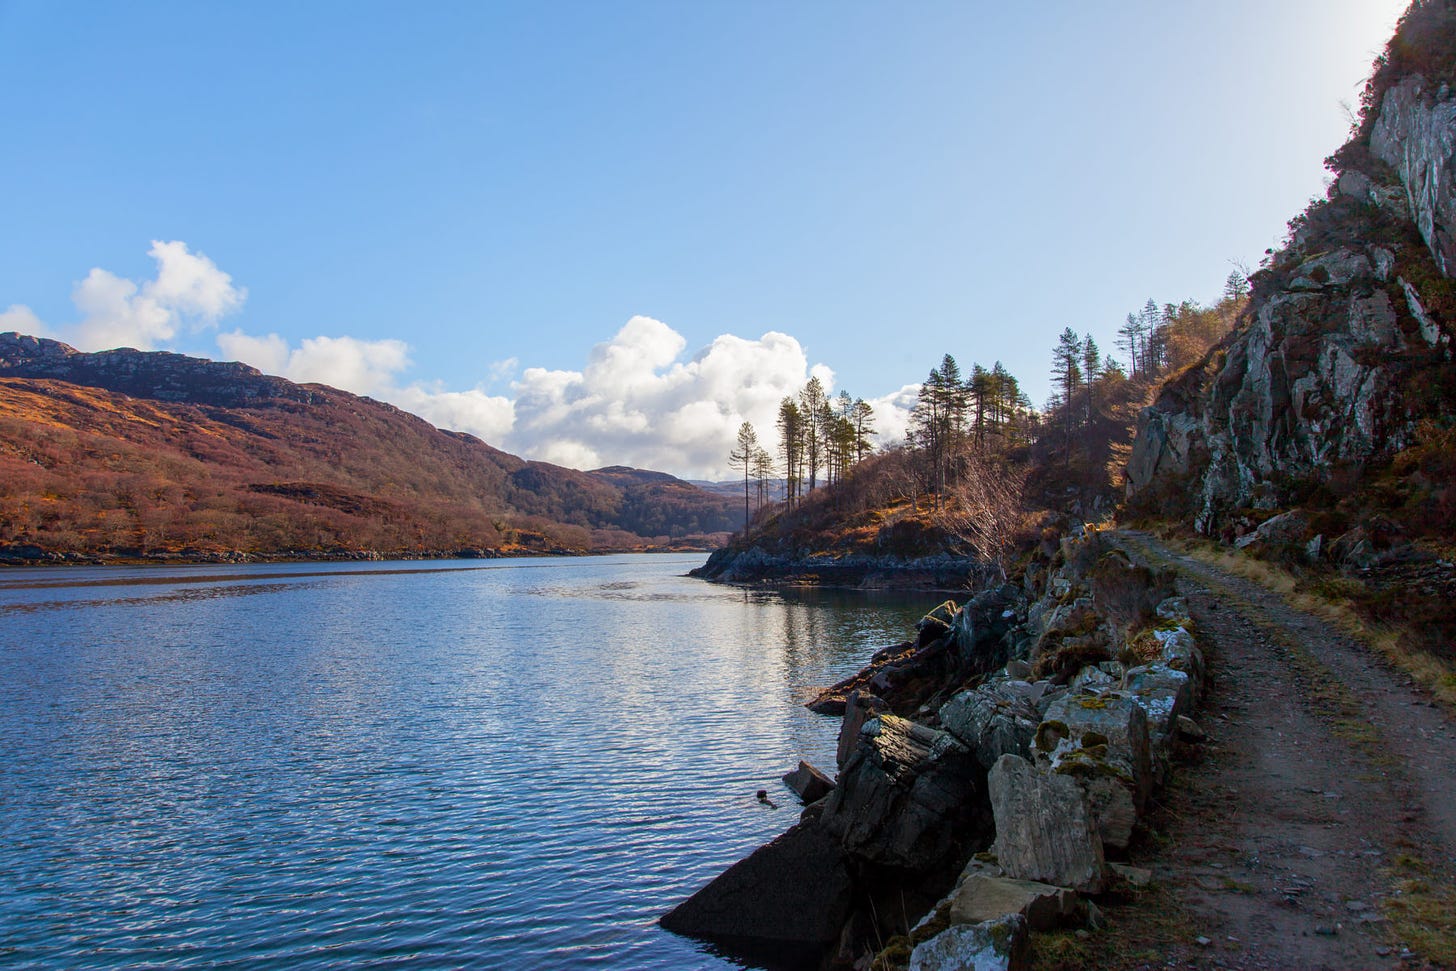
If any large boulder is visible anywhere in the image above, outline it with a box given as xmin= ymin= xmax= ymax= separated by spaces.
xmin=938 ymin=682 xmax=1042 ymax=770
xmin=1122 ymin=663 xmax=1196 ymax=784
xmin=1233 ymin=510 xmax=1311 ymax=557
xmin=821 ymin=714 xmax=990 ymax=871
xmin=660 ymin=821 xmax=853 ymax=953
xmin=946 ymin=584 xmax=1023 ymax=668
xmin=909 ymin=915 xmax=1028 ymax=971
xmin=1041 ymin=692 xmax=1153 ymax=812
xmin=988 ymin=755 xmax=1105 ymax=893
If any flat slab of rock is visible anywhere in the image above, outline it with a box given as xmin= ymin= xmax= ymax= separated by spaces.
xmin=783 ymin=760 xmax=834 ymax=804
xmin=989 ymin=754 xmax=1105 ymax=893
xmin=947 ymin=874 xmax=1077 ymax=932
xmin=660 ymin=821 xmax=852 ymax=951
xmin=910 ymin=914 xmax=1028 ymax=971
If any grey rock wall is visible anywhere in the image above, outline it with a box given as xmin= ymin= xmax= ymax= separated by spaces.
xmin=1126 ymin=70 xmax=1456 ymax=532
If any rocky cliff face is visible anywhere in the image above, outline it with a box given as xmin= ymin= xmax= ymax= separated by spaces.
xmin=1126 ymin=41 xmax=1456 ymax=536
xmin=1373 ymin=75 xmax=1456 ymax=276
xmin=0 ymin=332 xmax=323 ymax=408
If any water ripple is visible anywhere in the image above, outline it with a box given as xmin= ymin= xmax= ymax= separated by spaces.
xmin=0 ymin=556 xmax=927 ymax=968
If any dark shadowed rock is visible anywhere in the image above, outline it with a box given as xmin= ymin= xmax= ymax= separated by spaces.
xmin=821 ymin=714 xmax=990 ymax=871
xmin=783 ymin=760 xmax=835 ymax=805
xmin=918 ymin=600 xmax=959 ymax=645
xmin=660 ymin=821 xmax=852 ymax=953
xmin=837 ymin=690 xmax=889 ymax=769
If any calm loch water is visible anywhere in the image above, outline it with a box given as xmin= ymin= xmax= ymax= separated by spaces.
xmin=0 ymin=555 xmax=929 ymax=968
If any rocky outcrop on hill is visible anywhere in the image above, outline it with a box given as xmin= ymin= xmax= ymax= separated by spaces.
xmin=1372 ymin=75 xmax=1456 ymax=277
xmin=1126 ymin=42 xmax=1456 ymax=538
xmin=0 ymin=331 xmax=321 ymax=407
xmin=664 ymin=530 xmax=1210 ymax=969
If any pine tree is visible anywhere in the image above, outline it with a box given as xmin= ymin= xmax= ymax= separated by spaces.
xmin=751 ymin=447 xmax=775 ymax=511
xmin=776 ymin=398 xmax=803 ymax=507
xmin=969 ymin=364 xmax=990 ymax=447
xmin=800 ymin=377 xmax=828 ymax=493
xmin=1140 ymin=299 xmax=1161 ymax=374
xmin=1051 ymin=328 xmax=1083 ymax=454
xmin=729 ymin=421 xmax=759 ymax=529
xmin=851 ymin=398 xmax=876 ymax=464
xmin=1118 ymin=312 xmax=1142 ymax=378
xmin=1082 ymin=335 xmax=1101 ymax=422
xmin=1223 ymin=269 xmax=1249 ymax=302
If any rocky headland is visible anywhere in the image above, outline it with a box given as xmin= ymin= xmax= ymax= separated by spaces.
xmin=690 ymin=545 xmax=994 ymax=591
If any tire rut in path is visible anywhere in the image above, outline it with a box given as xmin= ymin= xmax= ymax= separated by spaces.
xmin=1100 ymin=529 xmax=1456 ymax=970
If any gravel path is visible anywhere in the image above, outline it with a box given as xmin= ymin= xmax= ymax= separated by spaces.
xmin=1095 ymin=530 xmax=1456 ymax=971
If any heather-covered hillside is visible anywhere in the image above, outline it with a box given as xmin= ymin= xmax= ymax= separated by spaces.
xmin=0 ymin=334 xmax=738 ymax=559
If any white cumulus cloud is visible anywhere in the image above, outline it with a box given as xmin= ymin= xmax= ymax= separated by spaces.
xmin=221 ymin=316 xmax=844 ymax=478
xmin=3 ymin=241 xmax=883 ymax=480
xmin=866 ymin=382 xmax=921 ymax=448
xmin=219 ymin=328 xmax=515 ymax=444
xmin=220 ymin=331 xmax=412 ymax=398
xmin=69 ymin=241 xmax=246 ymax=351
xmin=501 ymin=316 xmax=833 ymax=478
xmin=0 ymin=304 xmax=49 ymax=337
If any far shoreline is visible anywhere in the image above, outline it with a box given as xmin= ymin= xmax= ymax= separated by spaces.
xmin=0 ymin=543 xmax=721 ymax=569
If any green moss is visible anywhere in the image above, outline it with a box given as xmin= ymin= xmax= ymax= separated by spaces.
xmin=1035 ymin=720 xmax=1070 ymax=752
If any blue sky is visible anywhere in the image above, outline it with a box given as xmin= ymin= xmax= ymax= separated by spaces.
xmin=0 ymin=0 xmax=1409 ymax=478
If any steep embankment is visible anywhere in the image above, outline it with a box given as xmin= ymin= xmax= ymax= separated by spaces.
xmin=0 ymin=333 xmax=739 ymax=560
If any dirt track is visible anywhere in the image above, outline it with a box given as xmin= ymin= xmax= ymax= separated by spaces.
xmin=1090 ymin=530 xmax=1456 ymax=971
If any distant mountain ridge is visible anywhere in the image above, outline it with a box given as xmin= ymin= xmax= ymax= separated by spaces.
xmin=0 ymin=333 xmax=740 ymax=560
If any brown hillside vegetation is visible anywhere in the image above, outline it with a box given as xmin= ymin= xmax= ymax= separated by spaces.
xmin=0 ymin=334 xmax=738 ymax=559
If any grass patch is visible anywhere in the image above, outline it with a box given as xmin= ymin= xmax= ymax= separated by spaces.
xmin=1385 ymin=854 xmax=1456 ymax=966
xmin=1026 ymin=882 xmax=1186 ymax=971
